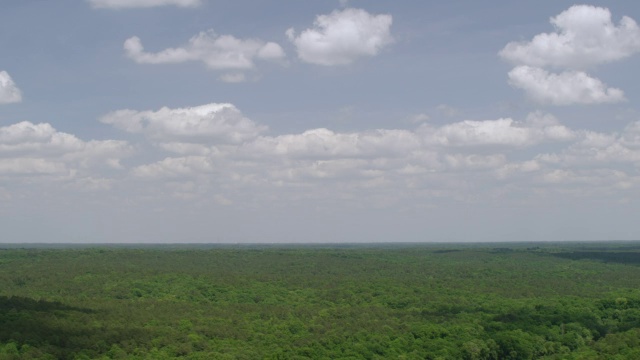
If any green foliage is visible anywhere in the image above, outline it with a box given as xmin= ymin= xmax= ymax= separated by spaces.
xmin=1 ymin=243 xmax=640 ymax=358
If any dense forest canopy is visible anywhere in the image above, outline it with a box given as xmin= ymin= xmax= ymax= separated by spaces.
xmin=1 ymin=242 xmax=640 ymax=359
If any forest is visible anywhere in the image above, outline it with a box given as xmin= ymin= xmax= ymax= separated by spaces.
xmin=1 ymin=242 xmax=640 ymax=359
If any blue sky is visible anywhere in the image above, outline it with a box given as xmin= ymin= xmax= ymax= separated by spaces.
xmin=1 ymin=1 xmax=640 ymax=243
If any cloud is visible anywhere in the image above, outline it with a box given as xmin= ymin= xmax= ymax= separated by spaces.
xmin=243 ymin=128 xmax=420 ymax=159
xmin=100 ymin=104 xmax=574 ymax=162
xmin=88 ymin=0 xmax=201 ymax=9
xmin=495 ymin=160 xmax=541 ymax=180
xmin=423 ymin=113 xmax=575 ymax=147
xmin=508 ymin=66 xmax=626 ymax=105
xmin=286 ymin=8 xmax=393 ymax=66
xmin=132 ymin=156 xmax=213 ymax=179
xmin=537 ymin=124 xmax=640 ymax=168
xmin=0 ymin=121 xmax=131 ymax=176
xmin=124 ymin=30 xmax=285 ymax=80
xmin=444 ymin=154 xmax=507 ymax=170
xmin=0 ymin=71 xmax=22 ymax=104
xmin=500 ymin=5 xmax=640 ymax=106
xmin=99 ymin=103 xmax=266 ymax=144
xmin=429 ymin=119 xmax=533 ymax=147
xmin=91 ymin=102 xmax=640 ymax=211
xmin=100 ymin=103 xmax=581 ymax=204
xmin=621 ymin=121 xmax=640 ymax=147
xmin=500 ymin=5 xmax=640 ymax=68
xmin=0 ymin=158 xmax=66 ymax=175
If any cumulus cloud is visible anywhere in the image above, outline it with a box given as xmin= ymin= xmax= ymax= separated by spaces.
xmin=88 ymin=0 xmax=201 ymax=9
xmin=500 ymin=5 xmax=639 ymax=106
xmin=508 ymin=66 xmax=626 ymax=105
xmin=0 ymin=121 xmax=131 ymax=176
xmin=500 ymin=5 xmax=640 ymax=68
xmin=0 ymin=158 xmax=66 ymax=175
xmin=429 ymin=119 xmax=533 ymax=146
xmin=124 ymin=30 xmax=285 ymax=80
xmin=621 ymin=121 xmax=640 ymax=147
xmin=444 ymin=154 xmax=507 ymax=170
xmin=423 ymin=114 xmax=574 ymax=147
xmin=537 ymin=124 xmax=640 ymax=168
xmin=243 ymin=128 xmax=420 ymax=159
xmin=91 ymin=101 xmax=640 ymax=210
xmin=0 ymin=71 xmax=22 ymax=104
xmin=98 ymin=103 xmax=588 ymax=207
xmin=286 ymin=8 xmax=393 ymax=66
xmin=132 ymin=156 xmax=214 ymax=179
xmin=100 ymin=104 xmax=574 ymax=166
xmin=234 ymin=121 xmax=542 ymax=185
xmin=495 ymin=160 xmax=541 ymax=180
xmin=99 ymin=103 xmax=266 ymax=144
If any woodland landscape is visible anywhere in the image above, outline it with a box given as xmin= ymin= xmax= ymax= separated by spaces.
xmin=1 ymin=243 xmax=640 ymax=359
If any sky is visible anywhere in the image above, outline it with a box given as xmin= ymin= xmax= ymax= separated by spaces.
xmin=1 ymin=0 xmax=640 ymax=243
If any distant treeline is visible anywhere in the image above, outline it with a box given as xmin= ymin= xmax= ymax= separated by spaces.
xmin=551 ymin=251 xmax=640 ymax=265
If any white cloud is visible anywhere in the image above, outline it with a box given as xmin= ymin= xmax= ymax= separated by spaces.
xmin=243 ymin=128 xmax=420 ymax=159
xmin=98 ymin=105 xmax=576 ymax=159
xmin=500 ymin=5 xmax=640 ymax=68
xmin=0 ymin=158 xmax=66 ymax=175
xmin=495 ymin=160 xmax=541 ymax=180
xmin=257 ymin=42 xmax=287 ymax=61
xmin=99 ymin=103 xmax=266 ymax=144
xmin=102 ymin=106 xmax=560 ymax=202
xmin=538 ymin=125 xmax=640 ymax=167
xmin=124 ymin=30 xmax=285 ymax=78
xmin=92 ymin=102 xmax=640 ymax=212
xmin=621 ymin=121 xmax=640 ymax=147
xmin=500 ymin=5 xmax=640 ymax=106
xmin=423 ymin=115 xmax=575 ymax=147
xmin=132 ymin=156 xmax=213 ymax=179
xmin=0 ymin=71 xmax=22 ymax=104
xmin=88 ymin=0 xmax=201 ymax=9
xmin=0 ymin=121 xmax=131 ymax=176
xmin=286 ymin=8 xmax=393 ymax=66
xmin=98 ymin=105 xmax=576 ymax=187
xmin=429 ymin=119 xmax=532 ymax=146
xmin=508 ymin=66 xmax=626 ymax=105
xmin=537 ymin=169 xmax=634 ymax=189
xmin=444 ymin=154 xmax=506 ymax=170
